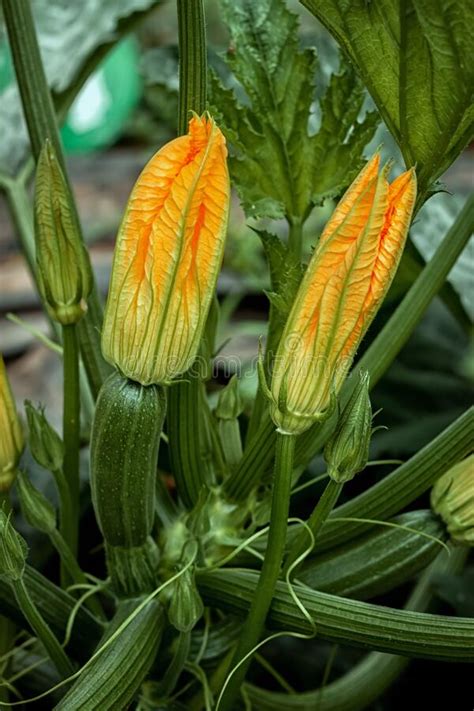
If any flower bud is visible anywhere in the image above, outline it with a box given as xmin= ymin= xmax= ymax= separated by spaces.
xmin=17 ymin=470 xmax=56 ymax=535
xmin=324 ymin=371 xmax=372 ymax=483
xmin=0 ymin=510 xmax=27 ymax=582
xmin=101 ymin=114 xmax=230 ymax=385
xmin=0 ymin=355 xmax=24 ymax=492
xmin=269 ymin=156 xmax=416 ymax=434
xmin=431 ymin=456 xmax=474 ymax=546
xmin=34 ymin=140 xmax=92 ymax=325
xmin=25 ymin=401 xmax=64 ymax=473
xmin=168 ymin=568 xmax=204 ymax=632
xmin=215 ymin=375 xmax=243 ymax=421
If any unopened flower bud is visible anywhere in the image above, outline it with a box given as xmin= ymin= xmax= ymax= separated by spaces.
xmin=0 ymin=510 xmax=27 ymax=582
xmin=0 ymin=355 xmax=24 ymax=492
xmin=34 ymin=140 xmax=92 ymax=325
xmin=17 ymin=470 xmax=56 ymax=535
xmin=168 ymin=568 xmax=204 ymax=632
xmin=431 ymin=456 xmax=474 ymax=546
xmin=216 ymin=375 xmax=243 ymax=421
xmin=101 ymin=115 xmax=230 ymax=385
xmin=324 ymin=371 xmax=372 ymax=483
xmin=25 ymin=401 xmax=64 ymax=473
xmin=269 ymin=156 xmax=416 ymax=434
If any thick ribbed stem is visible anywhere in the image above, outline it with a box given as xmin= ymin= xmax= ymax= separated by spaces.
xmin=177 ymin=0 xmax=207 ymax=135
xmin=62 ymin=324 xmax=80 ymax=559
xmin=218 ymin=433 xmax=295 ymax=711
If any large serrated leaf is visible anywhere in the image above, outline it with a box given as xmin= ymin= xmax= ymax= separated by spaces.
xmin=301 ymin=0 xmax=474 ymax=198
xmin=0 ymin=0 xmax=160 ymax=175
xmin=209 ymin=0 xmax=379 ymax=222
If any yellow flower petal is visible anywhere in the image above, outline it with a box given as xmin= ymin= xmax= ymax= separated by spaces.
xmin=102 ymin=115 xmax=230 ymax=385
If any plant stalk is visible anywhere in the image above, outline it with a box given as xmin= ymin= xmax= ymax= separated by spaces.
xmin=12 ymin=577 xmax=74 ymax=678
xmin=218 ymin=432 xmax=295 ymax=711
xmin=51 ymin=468 xmax=75 ymax=570
xmin=62 ymin=324 xmax=80 ymax=557
xmin=177 ymin=0 xmax=207 ymax=135
xmin=284 ymin=478 xmax=343 ymax=575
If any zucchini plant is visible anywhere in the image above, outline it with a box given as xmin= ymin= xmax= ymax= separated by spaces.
xmin=0 ymin=0 xmax=472 ymax=709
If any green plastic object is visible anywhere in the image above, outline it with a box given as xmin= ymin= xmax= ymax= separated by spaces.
xmin=60 ymin=38 xmax=142 ymax=154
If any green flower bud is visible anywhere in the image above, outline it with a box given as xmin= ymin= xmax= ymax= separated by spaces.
xmin=0 ymin=355 xmax=24 ymax=492
xmin=17 ymin=470 xmax=56 ymax=535
xmin=324 ymin=370 xmax=372 ymax=483
xmin=168 ymin=568 xmax=204 ymax=632
xmin=431 ymin=455 xmax=474 ymax=546
xmin=34 ymin=140 xmax=92 ymax=325
xmin=0 ymin=510 xmax=27 ymax=582
xmin=215 ymin=375 xmax=243 ymax=420
xmin=25 ymin=401 xmax=64 ymax=473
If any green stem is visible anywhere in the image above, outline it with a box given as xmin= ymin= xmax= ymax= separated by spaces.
xmin=2 ymin=0 xmax=64 ymax=168
xmin=177 ymin=0 xmax=207 ymax=135
xmin=51 ymin=468 xmax=75 ymax=572
xmin=287 ymin=217 xmax=303 ymax=262
xmin=49 ymin=529 xmax=105 ymax=620
xmin=62 ymin=324 xmax=80 ymax=557
xmin=12 ymin=577 xmax=74 ymax=678
xmin=284 ymin=479 xmax=343 ymax=575
xmin=218 ymin=433 xmax=295 ymax=711
xmin=2 ymin=0 xmax=108 ymax=399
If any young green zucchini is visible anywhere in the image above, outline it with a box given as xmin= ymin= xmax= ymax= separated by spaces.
xmin=55 ymin=599 xmax=164 ymax=711
xmin=90 ymin=372 xmax=166 ymax=594
xmin=299 ymin=509 xmax=446 ymax=600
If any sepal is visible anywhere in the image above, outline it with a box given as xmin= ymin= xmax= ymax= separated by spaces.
xmin=25 ymin=400 xmax=64 ymax=473
xmin=16 ymin=470 xmax=56 ymax=535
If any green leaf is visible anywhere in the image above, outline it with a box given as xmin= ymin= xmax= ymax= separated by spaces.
xmin=209 ymin=0 xmax=379 ymax=221
xmin=257 ymin=229 xmax=304 ymax=337
xmin=301 ymin=0 xmax=474 ymax=198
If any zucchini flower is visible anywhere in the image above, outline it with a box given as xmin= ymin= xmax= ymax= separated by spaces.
xmin=431 ymin=456 xmax=474 ymax=546
xmin=34 ymin=141 xmax=92 ymax=325
xmin=0 ymin=355 xmax=23 ymax=492
xmin=102 ymin=115 xmax=230 ymax=385
xmin=269 ymin=155 xmax=417 ymax=435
